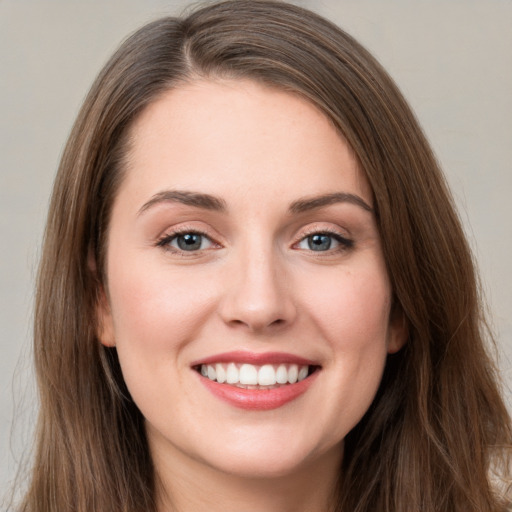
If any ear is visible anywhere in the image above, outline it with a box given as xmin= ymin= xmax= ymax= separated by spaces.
xmin=96 ymin=285 xmax=116 ymax=347
xmin=387 ymin=301 xmax=408 ymax=354
xmin=89 ymin=249 xmax=116 ymax=347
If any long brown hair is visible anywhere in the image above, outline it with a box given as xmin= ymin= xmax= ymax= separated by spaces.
xmin=17 ymin=1 xmax=511 ymax=510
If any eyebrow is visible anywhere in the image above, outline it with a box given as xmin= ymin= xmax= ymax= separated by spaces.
xmin=289 ymin=193 xmax=373 ymax=214
xmin=137 ymin=189 xmax=373 ymax=217
xmin=138 ymin=190 xmax=227 ymax=216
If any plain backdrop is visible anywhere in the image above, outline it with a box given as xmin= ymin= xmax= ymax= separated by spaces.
xmin=1 ymin=0 xmax=511 ymax=501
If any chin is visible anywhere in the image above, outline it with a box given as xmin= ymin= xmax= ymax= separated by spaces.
xmin=198 ymin=433 xmax=338 ymax=480
xmin=209 ymin=453 xmax=312 ymax=480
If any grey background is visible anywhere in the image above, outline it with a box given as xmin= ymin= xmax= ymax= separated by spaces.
xmin=1 ymin=0 xmax=511 ymax=500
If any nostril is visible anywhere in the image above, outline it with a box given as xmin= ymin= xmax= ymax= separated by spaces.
xmin=225 ymin=315 xmax=288 ymax=332
xmin=218 ymin=282 xmax=297 ymax=332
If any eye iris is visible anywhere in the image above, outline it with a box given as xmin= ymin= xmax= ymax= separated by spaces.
xmin=177 ymin=233 xmax=202 ymax=251
xmin=308 ymin=234 xmax=331 ymax=251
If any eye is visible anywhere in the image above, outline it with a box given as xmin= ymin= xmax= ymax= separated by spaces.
xmin=296 ymin=232 xmax=353 ymax=252
xmin=158 ymin=231 xmax=215 ymax=252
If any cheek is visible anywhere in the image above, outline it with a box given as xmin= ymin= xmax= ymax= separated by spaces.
xmin=105 ymin=257 xmax=220 ymax=417
xmin=106 ymin=255 xmax=218 ymax=355
xmin=290 ymin=260 xmax=393 ymax=448
xmin=301 ymin=262 xmax=392 ymax=348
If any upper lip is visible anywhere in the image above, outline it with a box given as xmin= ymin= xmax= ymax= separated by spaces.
xmin=191 ymin=350 xmax=319 ymax=367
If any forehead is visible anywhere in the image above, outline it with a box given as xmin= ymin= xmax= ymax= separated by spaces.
xmin=121 ymin=78 xmax=372 ymax=207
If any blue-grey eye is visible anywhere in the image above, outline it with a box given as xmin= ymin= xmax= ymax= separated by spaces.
xmin=297 ymin=232 xmax=348 ymax=252
xmin=307 ymin=234 xmax=333 ymax=251
xmin=170 ymin=233 xmax=212 ymax=251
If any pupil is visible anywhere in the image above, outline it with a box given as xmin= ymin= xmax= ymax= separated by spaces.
xmin=177 ymin=233 xmax=202 ymax=251
xmin=308 ymin=234 xmax=331 ymax=251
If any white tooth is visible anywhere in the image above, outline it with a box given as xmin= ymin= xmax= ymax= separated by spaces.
xmin=215 ymin=364 xmax=226 ymax=383
xmin=239 ymin=364 xmax=258 ymax=385
xmin=276 ymin=364 xmax=288 ymax=384
xmin=288 ymin=364 xmax=299 ymax=384
xmin=298 ymin=366 xmax=309 ymax=381
xmin=207 ymin=365 xmax=216 ymax=381
xmin=258 ymin=364 xmax=276 ymax=386
xmin=201 ymin=365 xmax=208 ymax=377
xmin=226 ymin=363 xmax=239 ymax=384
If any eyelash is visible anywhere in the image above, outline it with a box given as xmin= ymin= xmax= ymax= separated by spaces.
xmin=156 ymin=227 xmax=354 ymax=255
xmin=156 ymin=228 xmax=218 ymax=255
xmin=293 ymin=228 xmax=354 ymax=254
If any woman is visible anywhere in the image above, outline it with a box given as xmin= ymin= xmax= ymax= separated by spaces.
xmin=15 ymin=1 xmax=511 ymax=511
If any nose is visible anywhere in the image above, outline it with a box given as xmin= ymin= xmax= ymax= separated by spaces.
xmin=218 ymin=247 xmax=297 ymax=334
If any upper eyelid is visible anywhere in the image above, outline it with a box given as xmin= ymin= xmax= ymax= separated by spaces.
xmin=293 ymin=224 xmax=352 ymax=242
xmin=159 ymin=229 xmax=210 ymax=240
xmin=156 ymin=222 xmax=219 ymax=240
xmin=156 ymin=226 xmax=220 ymax=250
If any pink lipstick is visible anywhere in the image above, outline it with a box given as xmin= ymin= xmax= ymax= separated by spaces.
xmin=192 ymin=351 xmax=320 ymax=411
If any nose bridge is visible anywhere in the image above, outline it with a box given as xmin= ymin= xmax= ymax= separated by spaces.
xmin=219 ymin=236 xmax=295 ymax=332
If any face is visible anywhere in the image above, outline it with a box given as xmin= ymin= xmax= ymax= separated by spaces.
xmin=98 ymin=79 xmax=405 ymax=481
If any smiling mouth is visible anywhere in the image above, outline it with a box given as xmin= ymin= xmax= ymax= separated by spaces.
xmin=194 ymin=362 xmax=320 ymax=389
xmin=192 ymin=353 xmax=321 ymax=410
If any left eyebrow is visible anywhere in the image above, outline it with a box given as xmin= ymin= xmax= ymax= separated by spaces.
xmin=289 ymin=192 xmax=373 ymax=214
xmin=138 ymin=190 xmax=227 ymax=216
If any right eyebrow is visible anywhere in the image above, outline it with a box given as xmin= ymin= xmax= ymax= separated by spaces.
xmin=137 ymin=190 xmax=227 ymax=216
xmin=289 ymin=192 xmax=373 ymax=214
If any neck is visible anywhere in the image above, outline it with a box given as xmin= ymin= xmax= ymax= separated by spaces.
xmin=150 ymin=433 xmax=342 ymax=512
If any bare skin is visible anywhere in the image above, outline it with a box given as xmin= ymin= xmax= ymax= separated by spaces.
xmin=97 ymin=79 xmax=406 ymax=511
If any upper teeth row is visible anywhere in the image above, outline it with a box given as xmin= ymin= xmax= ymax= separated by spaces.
xmin=200 ymin=363 xmax=309 ymax=386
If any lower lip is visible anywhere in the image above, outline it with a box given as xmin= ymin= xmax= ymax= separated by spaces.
xmin=197 ymin=371 xmax=319 ymax=411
